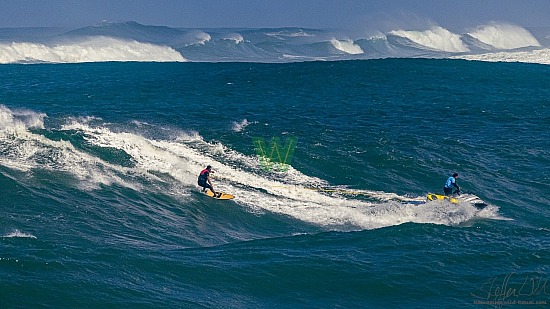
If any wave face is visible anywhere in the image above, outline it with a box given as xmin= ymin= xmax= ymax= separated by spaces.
xmin=1 ymin=104 xmax=497 ymax=231
xmin=0 ymin=21 xmax=549 ymax=64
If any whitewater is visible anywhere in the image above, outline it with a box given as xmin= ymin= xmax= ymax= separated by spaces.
xmin=0 ymin=21 xmax=549 ymax=64
xmin=0 ymin=104 xmax=501 ymax=230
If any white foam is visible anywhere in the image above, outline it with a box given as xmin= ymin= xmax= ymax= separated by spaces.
xmin=0 ymin=105 xmax=46 ymax=131
xmin=0 ymin=105 xmax=46 ymax=170
xmin=231 ymin=119 xmax=255 ymax=132
xmin=221 ymin=33 xmax=245 ymax=44
xmin=183 ymin=31 xmax=212 ymax=46
xmin=330 ymin=39 xmax=364 ymax=55
xmin=452 ymin=48 xmax=550 ymax=65
xmin=468 ymin=23 xmax=540 ymax=50
xmin=390 ymin=26 xmax=469 ymax=53
xmin=72 ymin=120 xmax=504 ymax=230
xmin=0 ymin=36 xmax=186 ymax=64
xmin=0 ymin=109 xmax=146 ymax=189
xmin=1 ymin=110 xmax=501 ymax=230
xmin=368 ymin=33 xmax=387 ymax=41
xmin=3 ymin=229 xmax=37 ymax=239
xmin=61 ymin=120 xmax=203 ymax=186
xmin=181 ymin=143 xmax=505 ymax=229
xmin=266 ymin=30 xmax=314 ymax=38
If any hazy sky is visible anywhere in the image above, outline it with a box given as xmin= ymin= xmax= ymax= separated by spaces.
xmin=1 ymin=0 xmax=549 ymax=30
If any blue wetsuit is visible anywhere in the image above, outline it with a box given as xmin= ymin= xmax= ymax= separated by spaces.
xmin=444 ymin=176 xmax=459 ymax=195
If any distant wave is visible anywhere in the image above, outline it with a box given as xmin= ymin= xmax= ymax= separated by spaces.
xmin=266 ymin=29 xmax=314 ymax=38
xmin=1 ymin=21 xmax=548 ymax=64
xmin=368 ymin=34 xmax=387 ymax=40
xmin=330 ymin=39 xmax=364 ymax=54
xmin=389 ymin=26 xmax=469 ymax=52
xmin=468 ymin=23 xmax=541 ymax=49
xmin=221 ymin=33 xmax=244 ymax=44
xmin=0 ymin=36 xmax=185 ymax=64
xmin=183 ymin=30 xmax=212 ymax=46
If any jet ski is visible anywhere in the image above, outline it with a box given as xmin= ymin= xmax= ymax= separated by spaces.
xmin=426 ymin=191 xmax=487 ymax=209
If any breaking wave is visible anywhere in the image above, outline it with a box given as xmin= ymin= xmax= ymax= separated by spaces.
xmin=389 ymin=26 xmax=469 ymax=53
xmin=0 ymin=105 xmax=46 ymax=130
xmin=330 ymin=39 xmax=364 ymax=54
xmin=0 ymin=36 xmax=186 ymax=64
xmin=0 ymin=105 xmax=502 ymax=231
xmin=468 ymin=23 xmax=541 ymax=50
xmin=0 ymin=21 xmax=548 ymax=64
xmin=183 ymin=31 xmax=212 ymax=46
xmin=221 ymin=33 xmax=244 ymax=44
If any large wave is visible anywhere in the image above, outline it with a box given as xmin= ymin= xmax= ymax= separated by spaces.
xmin=221 ymin=33 xmax=245 ymax=44
xmin=389 ymin=26 xmax=469 ymax=53
xmin=180 ymin=30 xmax=212 ymax=46
xmin=0 ymin=36 xmax=185 ymax=64
xmin=330 ymin=39 xmax=364 ymax=54
xmin=0 ymin=105 xmax=501 ymax=230
xmin=468 ymin=23 xmax=541 ymax=49
xmin=0 ymin=21 xmax=548 ymax=64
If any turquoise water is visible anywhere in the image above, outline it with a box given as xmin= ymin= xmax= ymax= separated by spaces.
xmin=1 ymin=59 xmax=549 ymax=308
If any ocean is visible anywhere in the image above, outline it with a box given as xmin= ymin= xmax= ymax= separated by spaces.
xmin=1 ymin=23 xmax=550 ymax=308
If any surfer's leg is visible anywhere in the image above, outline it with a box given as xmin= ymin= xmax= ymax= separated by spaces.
xmin=205 ymin=184 xmax=215 ymax=195
xmin=198 ymin=181 xmax=207 ymax=192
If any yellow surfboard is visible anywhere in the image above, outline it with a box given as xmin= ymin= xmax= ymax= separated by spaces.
xmin=426 ymin=193 xmax=459 ymax=204
xmin=204 ymin=190 xmax=235 ymax=200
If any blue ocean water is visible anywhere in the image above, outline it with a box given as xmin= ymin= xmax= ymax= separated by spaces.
xmin=1 ymin=59 xmax=549 ymax=308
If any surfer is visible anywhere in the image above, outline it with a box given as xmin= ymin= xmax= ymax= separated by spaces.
xmin=444 ymin=173 xmax=460 ymax=196
xmin=198 ymin=165 xmax=218 ymax=197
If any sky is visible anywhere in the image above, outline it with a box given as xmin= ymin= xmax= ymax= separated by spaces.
xmin=0 ymin=0 xmax=549 ymax=31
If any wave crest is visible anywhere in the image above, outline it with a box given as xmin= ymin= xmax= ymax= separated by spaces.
xmin=390 ymin=26 xmax=469 ymax=53
xmin=183 ymin=31 xmax=212 ymax=46
xmin=0 ymin=36 xmax=186 ymax=64
xmin=330 ymin=39 xmax=364 ymax=54
xmin=468 ymin=23 xmax=540 ymax=49
xmin=0 ymin=105 xmax=46 ymax=131
xmin=221 ymin=33 xmax=244 ymax=44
